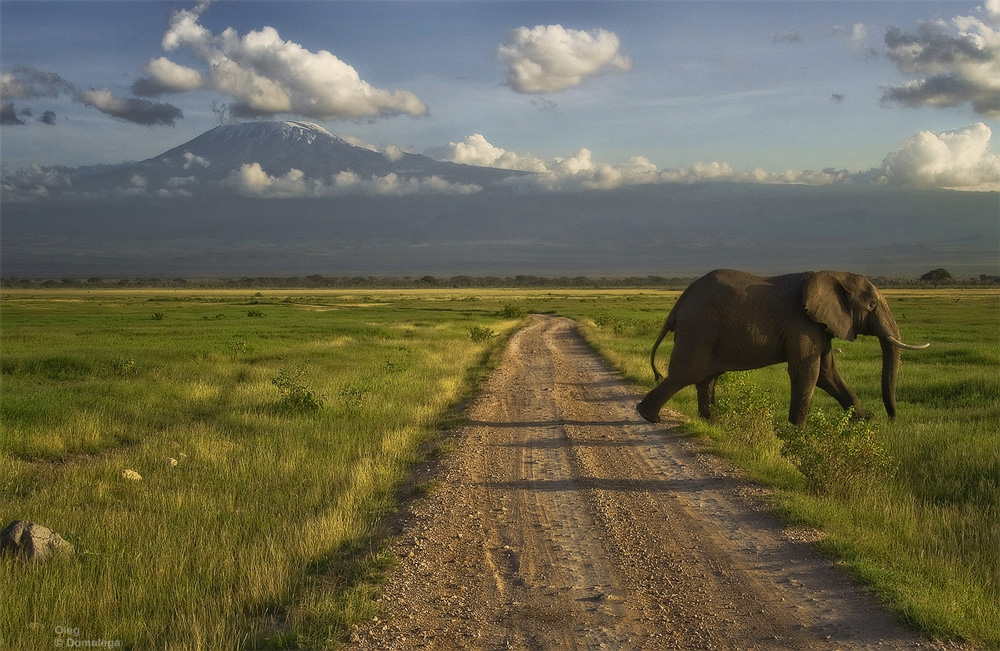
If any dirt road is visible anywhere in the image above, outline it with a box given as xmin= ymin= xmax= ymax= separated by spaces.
xmin=346 ymin=315 xmax=955 ymax=650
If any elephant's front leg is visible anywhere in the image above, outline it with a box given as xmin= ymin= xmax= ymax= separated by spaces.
xmin=786 ymin=358 xmax=821 ymax=426
xmin=816 ymin=349 xmax=870 ymax=420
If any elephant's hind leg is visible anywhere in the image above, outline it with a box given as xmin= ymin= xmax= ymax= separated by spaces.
xmin=696 ymin=374 xmax=721 ymax=421
xmin=637 ymin=373 xmax=696 ymax=423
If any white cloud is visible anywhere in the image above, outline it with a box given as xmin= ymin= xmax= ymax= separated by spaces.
xmin=330 ymin=172 xmax=480 ymax=196
xmin=229 ymin=163 xmax=481 ymax=198
xmin=133 ymin=57 xmax=204 ymax=95
xmin=182 ymin=151 xmax=210 ymax=169
xmin=231 ymin=163 xmax=313 ymax=198
xmin=883 ymin=2 xmax=1000 ymax=118
xmin=498 ymin=24 xmax=632 ymax=93
xmin=427 ymin=134 xmax=859 ymax=192
xmin=876 ymin=122 xmax=1000 ymax=191
xmin=154 ymin=4 xmax=427 ymax=120
xmin=425 ymin=134 xmax=548 ymax=172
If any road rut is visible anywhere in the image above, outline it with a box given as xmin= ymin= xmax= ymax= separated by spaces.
xmin=346 ymin=315 xmax=956 ymax=650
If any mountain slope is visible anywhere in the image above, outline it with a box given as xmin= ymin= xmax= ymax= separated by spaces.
xmin=23 ymin=120 xmax=525 ymax=198
xmin=146 ymin=120 xmax=523 ymax=187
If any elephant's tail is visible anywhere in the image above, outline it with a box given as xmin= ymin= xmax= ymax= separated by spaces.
xmin=650 ymin=309 xmax=677 ymax=382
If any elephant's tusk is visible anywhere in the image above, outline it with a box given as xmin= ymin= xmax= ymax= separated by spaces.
xmin=886 ymin=335 xmax=930 ymax=350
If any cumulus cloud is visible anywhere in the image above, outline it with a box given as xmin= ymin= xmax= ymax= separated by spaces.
xmin=151 ymin=3 xmax=426 ymax=120
xmin=882 ymin=1 xmax=1000 ymax=118
xmin=876 ymin=122 xmax=1000 ymax=191
xmin=76 ymin=88 xmax=183 ymax=126
xmin=132 ymin=57 xmax=204 ymax=96
xmin=425 ymin=134 xmax=548 ymax=172
xmin=498 ymin=24 xmax=632 ymax=93
xmin=182 ymin=151 xmax=210 ymax=169
xmin=229 ymin=163 xmax=481 ymax=198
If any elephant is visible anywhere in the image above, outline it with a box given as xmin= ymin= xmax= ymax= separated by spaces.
xmin=635 ymin=269 xmax=929 ymax=426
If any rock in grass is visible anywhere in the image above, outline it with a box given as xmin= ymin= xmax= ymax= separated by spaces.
xmin=0 ymin=520 xmax=75 ymax=562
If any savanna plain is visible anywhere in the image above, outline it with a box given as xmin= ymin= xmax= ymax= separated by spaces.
xmin=0 ymin=287 xmax=997 ymax=649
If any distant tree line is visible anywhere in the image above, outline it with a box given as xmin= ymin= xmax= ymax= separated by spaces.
xmin=2 ymin=271 xmax=998 ymax=290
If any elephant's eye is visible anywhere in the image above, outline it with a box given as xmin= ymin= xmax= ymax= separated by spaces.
xmin=867 ymin=300 xmax=878 ymax=312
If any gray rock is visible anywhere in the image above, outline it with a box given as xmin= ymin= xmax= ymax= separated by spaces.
xmin=1 ymin=520 xmax=74 ymax=562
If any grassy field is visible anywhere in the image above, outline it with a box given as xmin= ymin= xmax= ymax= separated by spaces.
xmin=1 ymin=287 xmax=997 ymax=648
xmin=0 ymin=289 xmax=525 ymax=649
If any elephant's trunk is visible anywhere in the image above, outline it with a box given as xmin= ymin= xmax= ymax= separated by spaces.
xmin=880 ymin=337 xmax=900 ymax=420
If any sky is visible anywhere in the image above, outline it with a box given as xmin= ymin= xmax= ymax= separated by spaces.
xmin=1 ymin=0 xmax=999 ymax=192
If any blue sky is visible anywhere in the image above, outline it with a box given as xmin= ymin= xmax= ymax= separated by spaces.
xmin=1 ymin=1 xmax=998 ymax=190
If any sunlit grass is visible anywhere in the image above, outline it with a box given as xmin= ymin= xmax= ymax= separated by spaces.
xmin=0 ymin=289 xmax=521 ymax=648
xmin=1 ymin=287 xmax=996 ymax=648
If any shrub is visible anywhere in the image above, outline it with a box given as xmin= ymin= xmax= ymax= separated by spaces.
xmin=468 ymin=325 xmax=496 ymax=343
xmin=338 ymin=384 xmax=368 ymax=411
xmin=776 ymin=409 xmax=893 ymax=494
xmin=272 ymin=366 xmax=325 ymax=413
xmin=247 ymin=309 xmax=266 ymax=318
xmin=111 ymin=357 xmax=139 ymax=377
xmin=498 ymin=304 xmax=526 ymax=319
xmin=151 ymin=312 xmax=166 ymax=320
xmin=712 ymin=372 xmax=777 ymax=451
xmin=593 ymin=315 xmax=636 ymax=335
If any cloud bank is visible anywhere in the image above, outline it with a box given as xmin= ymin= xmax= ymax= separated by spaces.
xmin=883 ymin=1 xmax=1000 ymax=118
xmin=428 ymin=125 xmax=1000 ymax=192
xmin=498 ymin=24 xmax=632 ymax=93
xmin=135 ymin=3 xmax=427 ymax=120
xmin=230 ymin=164 xmax=481 ymax=198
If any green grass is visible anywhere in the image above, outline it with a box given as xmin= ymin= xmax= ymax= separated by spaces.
xmin=1 ymin=287 xmax=997 ymax=648
xmin=0 ymin=289 xmax=523 ymax=649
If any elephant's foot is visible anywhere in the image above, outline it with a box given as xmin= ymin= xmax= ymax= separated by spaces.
xmin=849 ymin=407 xmax=873 ymax=421
xmin=636 ymin=401 xmax=661 ymax=423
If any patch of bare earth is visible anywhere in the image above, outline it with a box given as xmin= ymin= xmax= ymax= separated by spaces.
xmin=345 ymin=315 xmax=966 ymax=650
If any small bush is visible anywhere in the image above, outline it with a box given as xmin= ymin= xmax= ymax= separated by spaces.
xmin=338 ymin=384 xmax=368 ymax=411
xmin=468 ymin=325 xmax=496 ymax=343
xmin=151 ymin=312 xmax=166 ymax=320
xmin=713 ymin=372 xmax=777 ymax=451
xmin=593 ymin=315 xmax=634 ymax=335
xmin=247 ymin=309 xmax=266 ymax=318
xmin=111 ymin=357 xmax=139 ymax=377
xmin=230 ymin=339 xmax=248 ymax=357
xmin=776 ymin=409 xmax=893 ymax=494
xmin=272 ymin=366 xmax=325 ymax=412
xmin=498 ymin=304 xmax=526 ymax=318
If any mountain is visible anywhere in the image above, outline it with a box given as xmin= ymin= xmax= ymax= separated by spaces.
xmin=62 ymin=120 xmax=524 ymax=195
xmin=2 ymin=122 xmax=997 ymax=279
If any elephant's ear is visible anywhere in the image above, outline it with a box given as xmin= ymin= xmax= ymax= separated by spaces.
xmin=803 ymin=271 xmax=856 ymax=341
